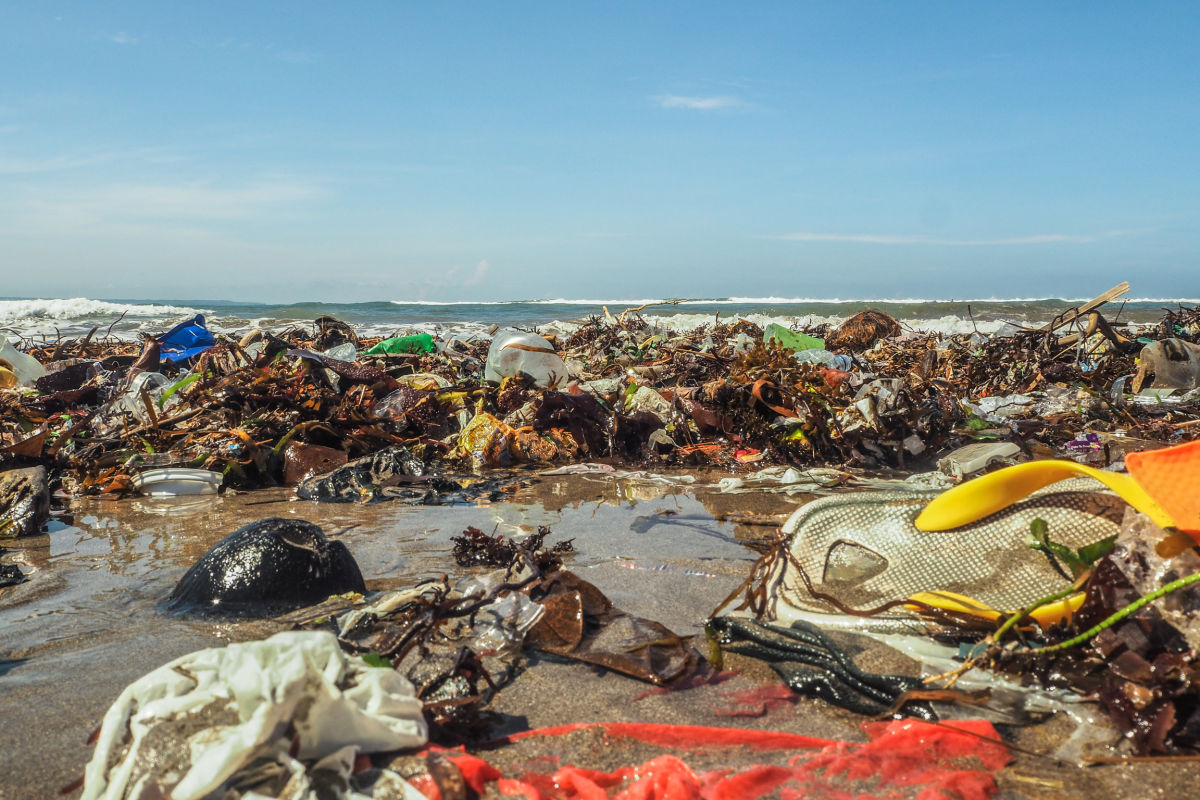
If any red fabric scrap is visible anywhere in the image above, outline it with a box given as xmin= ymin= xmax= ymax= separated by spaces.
xmin=459 ymin=720 xmax=1011 ymax=800
xmin=714 ymin=683 xmax=798 ymax=717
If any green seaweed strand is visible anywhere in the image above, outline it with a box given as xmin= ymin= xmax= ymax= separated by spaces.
xmin=1031 ymin=571 xmax=1200 ymax=655
xmin=993 ymin=584 xmax=1083 ymax=644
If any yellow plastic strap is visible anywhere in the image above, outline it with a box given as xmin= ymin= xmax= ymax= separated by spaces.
xmin=906 ymin=590 xmax=1085 ymax=629
xmin=914 ymin=460 xmax=1175 ymax=532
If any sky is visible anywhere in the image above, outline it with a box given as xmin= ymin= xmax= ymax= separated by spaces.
xmin=1 ymin=2 xmax=1197 ymax=303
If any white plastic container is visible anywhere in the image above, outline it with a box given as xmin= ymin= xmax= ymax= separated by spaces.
xmin=937 ymin=441 xmax=1022 ymax=480
xmin=0 ymin=334 xmax=46 ymax=387
xmin=131 ymin=468 xmax=223 ymax=497
xmin=484 ymin=330 xmax=567 ymax=389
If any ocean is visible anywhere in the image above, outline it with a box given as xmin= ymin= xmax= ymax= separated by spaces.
xmin=2 ymin=295 xmax=1197 ymax=344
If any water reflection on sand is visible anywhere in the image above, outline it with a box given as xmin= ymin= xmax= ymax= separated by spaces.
xmin=0 ymin=472 xmax=798 ymax=797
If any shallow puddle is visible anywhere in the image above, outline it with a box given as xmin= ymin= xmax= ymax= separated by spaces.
xmin=0 ymin=472 xmax=801 ymax=796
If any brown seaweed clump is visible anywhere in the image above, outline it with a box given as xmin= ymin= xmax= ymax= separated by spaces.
xmin=826 ymin=309 xmax=902 ymax=351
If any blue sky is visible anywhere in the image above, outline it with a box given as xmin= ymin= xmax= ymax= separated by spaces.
xmin=1 ymin=2 xmax=1197 ymax=302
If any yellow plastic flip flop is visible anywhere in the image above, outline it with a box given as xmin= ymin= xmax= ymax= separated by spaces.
xmin=915 ymin=460 xmax=1176 ymax=533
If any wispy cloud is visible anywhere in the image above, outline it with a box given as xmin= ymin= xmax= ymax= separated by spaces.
xmin=0 ymin=145 xmax=186 ymax=175
xmin=466 ymin=259 xmax=490 ymax=286
xmin=214 ymin=37 xmax=319 ymax=64
xmin=656 ymin=94 xmax=743 ymax=111
xmin=0 ymin=153 xmax=117 ymax=175
xmin=1 ymin=178 xmax=323 ymax=236
xmin=109 ymin=32 xmax=138 ymax=45
xmin=772 ymin=230 xmax=1151 ymax=246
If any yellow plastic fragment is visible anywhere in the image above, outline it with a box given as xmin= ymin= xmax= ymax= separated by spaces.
xmin=914 ymin=460 xmax=1175 ymax=532
xmin=906 ymin=590 xmax=1086 ymax=629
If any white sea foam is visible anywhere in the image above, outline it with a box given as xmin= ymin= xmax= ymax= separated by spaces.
xmin=392 ymin=298 xmax=674 ymax=307
xmin=390 ymin=300 xmax=513 ymax=306
xmin=633 ymin=311 xmax=1035 ymax=337
xmin=1123 ymin=297 xmax=1200 ymax=304
xmin=0 ymin=297 xmax=202 ymax=323
xmin=386 ymin=295 xmax=1197 ymax=306
xmin=1 ymin=294 xmax=1188 ymax=344
xmin=0 ymin=298 xmax=207 ymax=341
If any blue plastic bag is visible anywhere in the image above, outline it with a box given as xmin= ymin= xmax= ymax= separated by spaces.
xmin=158 ymin=314 xmax=215 ymax=364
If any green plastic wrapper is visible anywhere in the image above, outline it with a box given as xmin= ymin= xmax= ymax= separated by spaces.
xmin=763 ymin=323 xmax=823 ymax=352
xmin=364 ymin=333 xmax=436 ymax=355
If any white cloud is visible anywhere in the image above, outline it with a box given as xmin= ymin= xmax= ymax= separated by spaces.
xmin=0 ymin=145 xmax=187 ymax=175
xmin=109 ymin=32 xmax=138 ymax=45
xmin=1 ymin=178 xmax=323 ymax=235
xmin=466 ymin=259 xmax=490 ymax=286
xmin=0 ymin=153 xmax=116 ymax=175
xmin=656 ymin=94 xmax=743 ymax=111
xmin=772 ymin=230 xmax=1149 ymax=246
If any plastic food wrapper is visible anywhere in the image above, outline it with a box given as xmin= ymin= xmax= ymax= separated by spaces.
xmin=82 ymin=631 xmax=427 ymax=800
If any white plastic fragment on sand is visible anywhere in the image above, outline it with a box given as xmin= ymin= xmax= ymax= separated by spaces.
xmin=82 ymin=630 xmax=427 ymax=800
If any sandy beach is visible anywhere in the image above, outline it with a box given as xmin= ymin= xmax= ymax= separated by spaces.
xmin=4 ymin=473 xmax=1200 ymax=798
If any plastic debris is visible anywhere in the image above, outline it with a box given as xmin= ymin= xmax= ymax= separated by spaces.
xmin=364 ymin=333 xmax=437 ymax=355
xmin=937 ymin=441 xmax=1023 ymax=480
xmin=81 ymin=631 xmax=426 ymax=800
xmin=445 ymin=719 xmax=1010 ymax=800
xmin=131 ymin=467 xmax=222 ymax=496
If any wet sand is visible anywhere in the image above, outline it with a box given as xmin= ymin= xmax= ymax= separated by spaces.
xmin=2 ymin=473 xmax=1198 ymax=798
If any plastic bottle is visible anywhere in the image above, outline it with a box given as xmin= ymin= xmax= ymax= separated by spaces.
xmin=484 ymin=330 xmax=567 ymax=389
xmin=0 ymin=335 xmax=47 ymax=387
xmin=763 ymin=323 xmax=824 ymax=352
xmin=322 ymin=343 xmax=358 ymax=362
xmin=119 ymin=372 xmax=171 ymax=425
xmin=793 ymin=349 xmax=853 ymax=370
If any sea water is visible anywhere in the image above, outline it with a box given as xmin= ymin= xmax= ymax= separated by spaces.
xmin=1 ymin=294 xmax=1196 ymax=343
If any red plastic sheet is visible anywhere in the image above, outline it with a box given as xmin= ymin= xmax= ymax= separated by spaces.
xmin=440 ymin=719 xmax=1011 ymax=800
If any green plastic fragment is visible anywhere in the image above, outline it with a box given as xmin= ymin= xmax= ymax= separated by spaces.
xmin=365 ymin=334 xmax=436 ymax=355
xmin=158 ymin=372 xmax=204 ymax=408
xmin=361 ymin=652 xmax=393 ymax=668
xmin=763 ymin=323 xmax=824 ymax=352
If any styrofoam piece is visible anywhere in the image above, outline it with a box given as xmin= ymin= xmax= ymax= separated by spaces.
xmin=937 ymin=441 xmax=1022 ymax=480
xmin=131 ymin=467 xmax=223 ymax=496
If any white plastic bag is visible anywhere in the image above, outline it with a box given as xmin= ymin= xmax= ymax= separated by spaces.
xmin=83 ymin=631 xmax=427 ymax=800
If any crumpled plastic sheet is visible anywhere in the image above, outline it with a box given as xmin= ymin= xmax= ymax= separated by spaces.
xmin=332 ymin=569 xmax=546 ymax=663
xmin=963 ymin=393 xmax=1036 ymax=422
xmin=442 ymin=719 xmax=1011 ymax=800
xmin=82 ymin=630 xmax=427 ymax=800
xmin=237 ymin=744 xmax=426 ymax=800
xmin=715 ymin=465 xmax=853 ymax=495
xmin=452 ymin=570 xmax=548 ymax=657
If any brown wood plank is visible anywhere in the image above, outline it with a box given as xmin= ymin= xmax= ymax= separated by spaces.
xmin=1039 ymin=281 xmax=1130 ymax=332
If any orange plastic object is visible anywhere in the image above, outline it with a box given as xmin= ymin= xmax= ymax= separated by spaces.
xmin=1126 ymin=440 xmax=1200 ymax=535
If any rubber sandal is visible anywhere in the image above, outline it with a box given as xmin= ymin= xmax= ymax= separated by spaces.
xmin=915 ymin=460 xmax=1174 ymax=532
xmin=767 ymin=479 xmax=1126 ymax=630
